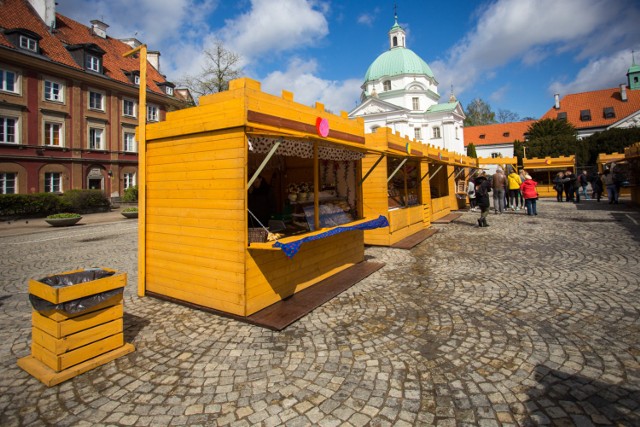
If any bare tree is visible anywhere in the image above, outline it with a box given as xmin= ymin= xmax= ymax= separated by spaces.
xmin=177 ymin=40 xmax=242 ymax=103
xmin=496 ymin=108 xmax=520 ymax=123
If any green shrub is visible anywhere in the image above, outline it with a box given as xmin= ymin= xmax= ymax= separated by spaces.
xmin=0 ymin=193 xmax=64 ymax=217
xmin=122 ymin=207 xmax=138 ymax=213
xmin=46 ymin=213 xmax=81 ymax=219
xmin=61 ymin=189 xmax=110 ymax=213
xmin=122 ymin=186 xmax=138 ymax=202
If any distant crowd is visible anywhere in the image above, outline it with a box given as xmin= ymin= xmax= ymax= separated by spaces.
xmin=466 ymin=166 xmax=626 ymax=228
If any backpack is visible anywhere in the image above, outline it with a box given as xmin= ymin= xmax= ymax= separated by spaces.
xmin=476 ymin=181 xmax=488 ymax=197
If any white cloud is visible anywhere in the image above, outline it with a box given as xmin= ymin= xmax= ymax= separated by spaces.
xmin=261 ymin=58 xmax=361 ymax=114
xmin=216 ymin=0 xmax=329 ymax=61
xmin=432 ymin=0 xmax=640 ymax=100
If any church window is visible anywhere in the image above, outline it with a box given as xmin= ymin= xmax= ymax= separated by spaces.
xmin=433 ymin=127 xmax=441 ymax=139
xmin=414 ymin=128 xmax=422 ymax=140
xmin=383 ymin=80 xmax=391 ymax=91
xmin=393 ymin=36 xmax=398 ymax=47
xmin=412 ymin=97 xmax=419 ymax=110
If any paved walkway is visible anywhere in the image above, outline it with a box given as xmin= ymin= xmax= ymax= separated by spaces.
xmin=0 ymin=199 xmax=639 ymax=426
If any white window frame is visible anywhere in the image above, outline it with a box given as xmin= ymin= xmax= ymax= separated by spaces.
xmin=124 ymin=172 xmax=136 ymax=189
xmin=88 ymin=126 xmax=105 ymax=150
xmin=134 ymin=75 xmax=140 ymax=85
xmin=19 ymin=35 xmax=37 ymax=52
xmin=147 ymin=104 xmax=159 ymax=122
xmin=88 ymin=89 xmax=105 ymax=111
xmin=0 ymin=172 xmax=17 ymax=194
xmin=123 ymin=98 xmax=137 ymax=118
xmin=86 ymin=54 xmax=101 ymax=72
xmin=44 ymin=78 xmax=64 ymax=103
xmin=123 ymin=129 xmax=136 ymax=152
xmin=433 ymin=126 xmax=441 ymax=139
xmin=412 ymin=97 xmax=419 ymax=110
xmin=165 ymin=86 xmax=174 ymax=96
xmin=0 ymin=114 xmax=19 ymax=144
xmin=0 ymin=67 xmax=20 ymax=94
xmin=43 ymin=120 xmax=64 ymax=147
xmin=44 ymin=172 xmax=62 ymax=193
xmin=414 ymin=127 xmax=422 ymax=140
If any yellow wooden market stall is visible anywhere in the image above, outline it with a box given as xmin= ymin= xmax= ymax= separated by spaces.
xmin=624 ymin=143 xmax=640 ymax=204
xmin=523 ymin=156 xmax=575 ymax=197
xmin=449 ymin=154 xmax=479 ymax=210
xmin=425 ymin=145 xmax=457 ymax=221
xmin=140 ymin=78 xmax=388 ymax=329
xmin=361 ymin=128 xmax=432 ymax=248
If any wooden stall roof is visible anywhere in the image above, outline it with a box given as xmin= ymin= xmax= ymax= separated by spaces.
xmin=597 ymin=152 xmax=625 ymax=166
xmin=449 ymin=154 xmax=477 ymax=167
xmin=477 ymin=156 xmax=518 ymax=167
xmin=424 ymin=144 xmax=456 ymax=164
xmin=625 ymin=142 xmax=640 ymax=160
xmin=365 ymin=127 xmax=424 ymax=157
xmin=146 ymin=78 xmax=366 ymax=148
xmin=523 ymin=156 xmax=575 ymax=170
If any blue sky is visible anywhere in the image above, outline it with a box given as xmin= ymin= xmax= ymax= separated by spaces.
xmin=58 ymin=0 xmax=640 ymax=120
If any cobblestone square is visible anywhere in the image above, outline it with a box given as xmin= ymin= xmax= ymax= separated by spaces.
xmin=1 ymin=199 xmax=639 ymax=426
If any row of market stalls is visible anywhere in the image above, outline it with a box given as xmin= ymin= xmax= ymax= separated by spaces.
xmin=139 ymin=78 xmax=476 ymax=327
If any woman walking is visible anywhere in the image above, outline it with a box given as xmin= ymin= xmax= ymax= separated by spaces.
xmin=520 ymin=174 xmax=539 ymax=216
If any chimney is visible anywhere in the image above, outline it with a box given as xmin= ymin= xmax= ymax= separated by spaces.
xmin=147 ymin=51 xmax=161 ymax=72
xmin=28 ymin=0 xmax=56 ymax=30
xmin=120 ymin=38 xmax=143 ymax=49
xmin=554 ymin=93 xmax=560 ymax=109
xmin=90 ymin=20 xmax=109 ymax=39
xmin=620 ymin=84 xmax=628 ymax=101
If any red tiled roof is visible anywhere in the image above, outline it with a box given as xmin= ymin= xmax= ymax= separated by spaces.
xmin=464 ymin=120 xmax=535 ymax=147
xmin=540 ymin=87 xmax=640 ymax=129
xmin=0 ymin=0 xmax=169 ymax=95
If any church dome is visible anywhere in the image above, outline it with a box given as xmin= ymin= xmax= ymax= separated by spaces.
xmin=364 ymin=47 xmax=434 ymax=82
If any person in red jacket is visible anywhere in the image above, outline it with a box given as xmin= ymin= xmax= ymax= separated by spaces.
xmin=520 ymin=174 xmax=538 ymax=216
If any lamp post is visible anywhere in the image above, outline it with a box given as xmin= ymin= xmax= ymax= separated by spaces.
xmin=122 ymin=44 xmax=147 ymax=298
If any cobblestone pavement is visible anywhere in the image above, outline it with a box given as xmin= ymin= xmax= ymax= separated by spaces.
xmin=1 ymin=199 xmax=639 ymax=426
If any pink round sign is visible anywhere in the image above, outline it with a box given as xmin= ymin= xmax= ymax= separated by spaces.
xmin=316 ymin=117 xmax=329 ymax=137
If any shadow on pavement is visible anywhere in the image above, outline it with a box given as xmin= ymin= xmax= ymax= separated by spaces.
xmin=123 ymin=312 xmax=150 ymax=343
xmin=528 ymin=364 xmax=640 ymax=426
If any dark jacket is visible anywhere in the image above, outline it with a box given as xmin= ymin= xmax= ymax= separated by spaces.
xmin=474 ymin=176 xmax=492 ymax=208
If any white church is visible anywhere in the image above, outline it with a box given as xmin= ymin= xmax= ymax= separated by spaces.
xmin=349 ymin=14 xmax=466 ymax=155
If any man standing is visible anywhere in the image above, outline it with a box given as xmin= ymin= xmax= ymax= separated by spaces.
xmin=492 ymin=167 xmax=507 ymax=214
xmin=579 ymin=170 xmax=590 ymax=200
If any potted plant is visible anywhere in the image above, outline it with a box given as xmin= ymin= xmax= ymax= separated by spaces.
xmin=45 ymin=213 xmax=82 ymax=227
xmin=121 ymin=207 xmax=138 ymax=219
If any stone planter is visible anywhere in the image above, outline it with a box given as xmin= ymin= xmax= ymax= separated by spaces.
xmin=45 ymin=217 xmax=82 ymax=227
xmin=121 ymin=211 xmax=138 ymax=219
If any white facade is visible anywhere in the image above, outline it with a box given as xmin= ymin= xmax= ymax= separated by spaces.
xmin=349 ymin=15 xmax=465 ymax=154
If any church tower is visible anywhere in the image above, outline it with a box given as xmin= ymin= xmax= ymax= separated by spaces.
xmin=628 ymin=51 xmax=640 ymax=90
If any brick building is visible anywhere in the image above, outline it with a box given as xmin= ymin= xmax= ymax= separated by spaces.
xmin=0 ymin=0 xmax=190 ymax=196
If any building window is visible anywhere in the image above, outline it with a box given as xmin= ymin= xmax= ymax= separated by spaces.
xmin=86 ymin=54 xmax=101 ymax=72
xmin=433 ymin=127 xmax=441 ymax=139
xmin=19 ymin=35 xmax=37 ymax=52
xmin=89 ymin=90 xmax=104 ymax=111
xmin=123 ymin=99 xmax=136 ymax=117
xmin=557 ymin=112 xmax=567 ymax=121
xmin=0 ymin=68 xmax=18 ymax=93
xmin=147 ymin=104 xmax=159 ymax=122
xmin=603 ymin=107 xmax=615 ymax=119
xmin=383 ymin=80 xmax=391 ymax=91
xmin=0 ymin=116 xmax=17 ymax=143
xmin=491 ymin=152 xmax=500 ymax=158
xmin=134 ymin=75 xmax=140 ymax=85
xmin=412 ymin=97 xmax=419 ymax=110
xmin=414 ymin=128 xmax=422 ymax=140
xmin=44 ymin=172 xmax=62 ymax=193
xmin=165 ymin=86 xmax=174 ymax=96
xmin=123 ymin=131 xmax=136 ymax=152
xmin=124 ymin=172 xmax=136 ymax=189
xmin=580 ymin=109 xmax=591 ymax=121
xmin=89 ymin=127 xmax=104 ymax=150
xmin=44 ymin=79 xmax=64 ymax=102
xmin=0 ymin=172 xmax=17 ymax=194
xmin=44 ymin=121 xmax=63 ymax=147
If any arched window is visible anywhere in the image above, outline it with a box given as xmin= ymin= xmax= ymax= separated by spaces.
xmin=383 ymin=80 xmax=391 ymax=91
xmin=393 ymin=36 xmax=398 ymax=47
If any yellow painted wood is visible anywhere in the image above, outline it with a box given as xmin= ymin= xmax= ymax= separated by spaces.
xmin=32 ymin=319 xmax=123 ymax=355
xmin=146 ymin=280 xmax=245 ymax=316
xmin=28 ymin=269 xmax=126 ymax=304
xmin=32 ymin=304 xmax=123 ymax=339
xmin=17 ymin=344 xmax=135 ymax=387
xmin=32 ymin=333 xmax=124 ymax=372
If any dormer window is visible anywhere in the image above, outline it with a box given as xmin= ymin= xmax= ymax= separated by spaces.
xmin=157 ymin=81 xmax=176 ymax=96
xmin=125 ymin=70 xmax=140 ymax=86
xmin=166 ymin=86 xmax=173 ymax=96
xmin=19 ymin=35 xmax=37 ymax=52
xmin=557 ymin=112 xmax=567 ymax=121
xmin=134 ymin=75 xmax=140 ymax=85
xmin=603 ymin=107 xmax=615 ymax=119
xmin=479 ymin=134 xmax=485 ymax=139
xmin=503 ymin=132 xmax=510 ymax=137
xmin=86 ymin=55 xmax=101 ymax=72
xmin=580 ymin=109 xmax=592 ymax=121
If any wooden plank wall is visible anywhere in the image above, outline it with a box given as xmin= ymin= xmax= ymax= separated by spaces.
xmin=246 ymin=231 xmax=365 ymax=315
xmin=361 ymin=152 xmax=391 ymax=246
xmin=145 ymin=129 xmax=248 ymax=316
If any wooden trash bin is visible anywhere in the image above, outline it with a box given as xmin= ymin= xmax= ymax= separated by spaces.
xmin=17 ymin=268 xmax=135 ymax=386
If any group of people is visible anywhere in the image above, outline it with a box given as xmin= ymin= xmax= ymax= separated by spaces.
xmin=553 ymin=168 xmax=623 ymax=204
xmin=468 ymin=167 xmax=539 ymax=227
